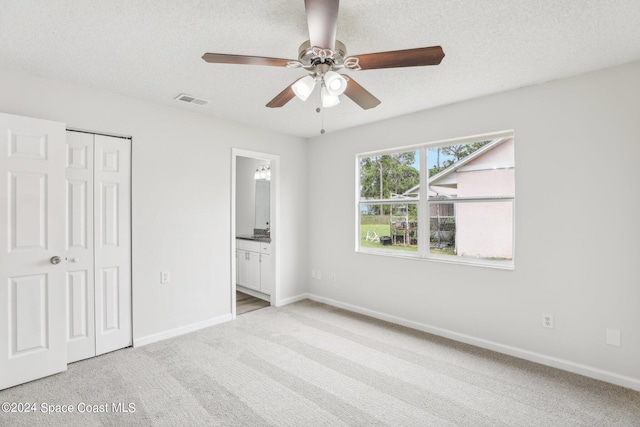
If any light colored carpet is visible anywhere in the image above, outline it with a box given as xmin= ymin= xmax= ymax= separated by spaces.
xmin=1 ymin=299 xmax=639 ymax=426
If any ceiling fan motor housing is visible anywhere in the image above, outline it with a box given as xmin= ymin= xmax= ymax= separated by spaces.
xmin=298 ymin=40 xmax=347 ymax=69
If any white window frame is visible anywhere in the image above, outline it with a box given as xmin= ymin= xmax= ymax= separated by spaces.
xmin=356 ymin=130 xmax=515 ymax=269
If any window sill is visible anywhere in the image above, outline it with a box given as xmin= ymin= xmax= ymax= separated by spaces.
xmin=356 ymin=248 xmax=514 ymax=270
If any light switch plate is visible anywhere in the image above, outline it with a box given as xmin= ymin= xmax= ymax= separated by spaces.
xmin=161 ymin=271 xmax=171 ymax=284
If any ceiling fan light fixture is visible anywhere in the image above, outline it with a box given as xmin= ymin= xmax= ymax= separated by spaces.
xmin=321 ymin=86 xmax=340 ymax=108
xmin=292 ymin=76 xmax=316 ymax=101
xmin=323 ymin=71 xmax=347 ymax=96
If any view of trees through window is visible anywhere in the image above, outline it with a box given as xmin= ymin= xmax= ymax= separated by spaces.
xmin=359 ymin=151 xmax=419 ymax=252
xmin=358 ymin=135 xmax=515 ymax=267
xmin=359 ymin=151 xmax=419 ymax=203
xmin=427 ymin=141 xmax=491 ymax=177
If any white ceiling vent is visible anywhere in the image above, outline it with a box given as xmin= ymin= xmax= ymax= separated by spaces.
xmin=175 ymin=93 xmax=208 ymax=106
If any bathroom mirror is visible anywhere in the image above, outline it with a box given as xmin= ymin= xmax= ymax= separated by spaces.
xmin=255 ymin=179 xmax=270 ymax=231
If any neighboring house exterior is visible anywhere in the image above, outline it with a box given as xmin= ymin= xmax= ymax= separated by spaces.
xmin=403 ymin=137 xmax=515 ymax=259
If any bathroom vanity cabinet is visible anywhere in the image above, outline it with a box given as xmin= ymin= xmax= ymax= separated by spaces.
xmin=236 ymin=239 xmax=272 ymax=296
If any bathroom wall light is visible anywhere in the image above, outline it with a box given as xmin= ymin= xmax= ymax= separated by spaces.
xmin=254 ymin=164 xmax=271 ymax=181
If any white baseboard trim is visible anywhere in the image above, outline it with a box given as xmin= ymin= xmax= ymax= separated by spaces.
xmin=276 ymin=293 xmax=310 ymax=307
xmin=236 ymin=285 xmax=270 ymax=302
xmin=307 ymin=294 xmax=640 ymax=392
xmin=133 ymin=313 xmax=233 ymax=347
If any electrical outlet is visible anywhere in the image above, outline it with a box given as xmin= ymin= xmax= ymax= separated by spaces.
xmin=330 ymin=273 xmax=336 ymax=283
xmin=542 ymin=313 xmax=554 ymax=329
xmin=161 ymin=271 xmax=171 ymax=284
xmin=317 ymin=271 xmax=322 ymax=280
xmin=606 ymin=328 xmax=621 ymax=347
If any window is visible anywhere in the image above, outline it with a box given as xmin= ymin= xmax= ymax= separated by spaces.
xmin=358 ymin=150 xmax=420 ymax=253
xmin=357 ymin=132 xmax=515 ymax=268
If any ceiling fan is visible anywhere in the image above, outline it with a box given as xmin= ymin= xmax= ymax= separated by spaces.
xmin=202 ymin=0 xmax=444 ymax=110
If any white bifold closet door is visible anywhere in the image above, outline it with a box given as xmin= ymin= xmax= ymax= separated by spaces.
xmin=66 ymin=131 xmax=131 ymax=363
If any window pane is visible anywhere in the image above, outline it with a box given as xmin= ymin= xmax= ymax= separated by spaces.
xmin=429 ymin=201 xmax=513 ymax=261
xmin=359 ymin=150 xmax=419 ymax=201
xmin=428 ymin=137 xmax=514 ymax=199
xmin=360 ymin=203 xmax=418 ymax=253
xmin=429 ymin=203 xmax=456 ymax=255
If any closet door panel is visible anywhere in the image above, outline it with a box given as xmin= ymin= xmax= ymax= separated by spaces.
xmin=65 ymin=131 xmax=95 ymax=363
xmin=94 ymin=135 xmax=131 ymax=356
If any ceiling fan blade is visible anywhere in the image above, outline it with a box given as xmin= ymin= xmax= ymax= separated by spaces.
xmin=304 ymin=0 xmax=339 ymax=50
xmin=353 ymin=46 xmax=445 ymax=70
xmin=266 ymin=78 xmax=304 ymax=108
xmin=341 ymin=75 xmax=381 ymax=110
xmin=202 ymin=53 xmax=293 ymax=67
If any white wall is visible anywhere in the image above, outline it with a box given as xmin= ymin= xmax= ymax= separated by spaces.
xmin=0 ymin=67 xmax=308 ymax=343
xmin=307 ymin=61 xmax=640 ymax=389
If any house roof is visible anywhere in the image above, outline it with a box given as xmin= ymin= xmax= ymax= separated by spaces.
xmin=401 ymin=136 xmax=511 ymax=197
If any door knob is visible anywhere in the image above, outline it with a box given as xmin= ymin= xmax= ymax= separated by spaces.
xmin=50 ymin=256 xmax=62 ymax=265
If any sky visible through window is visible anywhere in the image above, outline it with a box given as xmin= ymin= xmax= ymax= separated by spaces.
xmin=411 ymin=150 xmax=456 ymax=170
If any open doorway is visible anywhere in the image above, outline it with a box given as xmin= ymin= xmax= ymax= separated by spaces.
xmin=236 ymin=291 xmax=270 ymax=315
xmin=231 ymin=149 xmax=279 ymax=318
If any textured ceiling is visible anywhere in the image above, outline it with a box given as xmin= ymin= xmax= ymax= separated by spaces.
xmin=1 ymin=0 xmax=640 ymax=138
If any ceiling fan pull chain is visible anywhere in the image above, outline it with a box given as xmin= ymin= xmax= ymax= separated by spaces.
xmin=316 ymin=91 xmax=325 ymax=134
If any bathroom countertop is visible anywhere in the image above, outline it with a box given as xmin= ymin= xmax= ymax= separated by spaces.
xmin=236 ymin=235 xmax=271 ymax=243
